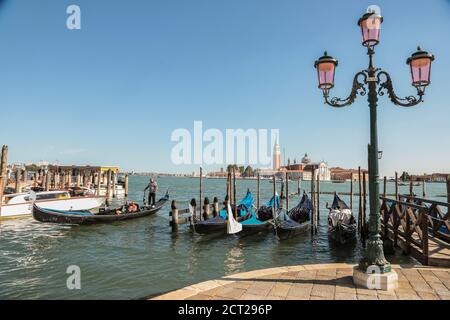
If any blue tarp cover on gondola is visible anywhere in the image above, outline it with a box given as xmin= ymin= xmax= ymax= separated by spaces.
xmin=266 ymin=194 xmax=280 ymax=209
xmin=240 ymin=212 xmax=265 ymax=225
xmin=219 ymin=191 xmax=254 ymax=219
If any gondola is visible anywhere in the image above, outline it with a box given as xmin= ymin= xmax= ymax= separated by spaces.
xmin=193 ymin=191 xmax=254 ymax=235
xmin=239 ymin=195 xmax=280 ymax=236
xmin=32 ymin=191 xmax=169 ymax=225
xmin=274 ymin=193 xmax=311 ymax=240
xmin=327 ymin=193 xmax=357 ymax=244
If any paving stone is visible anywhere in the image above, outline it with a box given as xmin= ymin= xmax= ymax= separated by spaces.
xmin=228 ymin=281 xmax=253 ymax=290
xmin=377 ymin=294 xmax=398 ymax=300
xmin=356 ymin=287 xmax=378 ymax=297
xmin=335 ymin=284 xmax=357 ymax=294
xmin=215 ymin=286 xmax=246 ymax=299
xmin=268 ymin=283 xmax=292 ymax=298
xmin=310 ymin=284 xmax=335 ymax=298
xmin=265 ymin=295 xmax=285 ymax=300
xmin=186 ymin=294 xmax=212 ymax=300
xmin=417 ymin=292 xmax=439 ymax=300
xmin=240 ymin=293 xmax=267 ymax=300
xmin=245 ymin=282 xmax=275 ymax=296
xmin=428 ymin=282 xmax=450 ymax=295
xmin=334 ymin=293 xmax=357 ymax=300
xmin=357 ymin=294 xmax=378 ymax=300
xmin=288 ymin=283 xmax=313 ymax=298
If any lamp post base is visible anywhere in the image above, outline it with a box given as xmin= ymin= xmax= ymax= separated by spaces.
xmin=353 ymin=266 xmax=398 ymax=291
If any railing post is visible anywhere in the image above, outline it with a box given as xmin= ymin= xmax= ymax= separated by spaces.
xmin=405 ymin=206 xmax=411 ymax=255
xmin=420 ymin=207 xmax=429 ymax=265
xmin=170 ymin=200 xmax=178 ymax=233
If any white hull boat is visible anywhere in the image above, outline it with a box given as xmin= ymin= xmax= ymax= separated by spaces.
xmin=0 ymin=191 xmax=105 ymax=220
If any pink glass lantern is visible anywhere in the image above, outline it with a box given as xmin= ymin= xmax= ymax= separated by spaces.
xmin=358 ymin=12 xmax=383 ymax=47
xmin=407 ymin=47 xmax=435 ymax=90
xmin=314 ymin=52 xmax=338 ymax=91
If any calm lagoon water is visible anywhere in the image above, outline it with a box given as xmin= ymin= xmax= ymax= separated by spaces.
xmin=0 ymin=176 xmax=446 ymax=299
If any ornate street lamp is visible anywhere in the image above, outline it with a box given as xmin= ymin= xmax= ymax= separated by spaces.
xmin=314 ymin=10 xmax=434 ymax=277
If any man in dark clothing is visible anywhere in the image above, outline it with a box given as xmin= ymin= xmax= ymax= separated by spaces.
xmin=144 ymin=178 xmax=158 ymax=207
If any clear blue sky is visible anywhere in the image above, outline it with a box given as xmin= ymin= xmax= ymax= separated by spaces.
xmin=0 ymin=0 xmax=449 ymax=175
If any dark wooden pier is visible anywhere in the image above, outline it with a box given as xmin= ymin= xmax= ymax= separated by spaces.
xmin=380 ymin=194 xmax=450 ymax=267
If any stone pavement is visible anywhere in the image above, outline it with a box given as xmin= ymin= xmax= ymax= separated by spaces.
xmin=152 ymin=263 xmax=450 ymax=300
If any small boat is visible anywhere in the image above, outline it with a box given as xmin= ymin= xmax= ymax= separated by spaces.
xmin=32 ymin=192 xmax=169 ymax=225
xmin=239 ymin=195 xmax=281 ymax=236
xmin=1 ymin=190 xmax=105 ymax=220
xmin=193 ymin=191 xmax=254 ymax=235
xmin=274 ymin=193 xmax=311 ymax=240
xmin=327 ymin=193 xmax=357 ymax=244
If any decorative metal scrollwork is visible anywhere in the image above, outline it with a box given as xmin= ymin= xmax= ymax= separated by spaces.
xmin=323 ymin=71 xmax=367 ymax=108
xmin=376 ymin=71 xmax=423 ymax=107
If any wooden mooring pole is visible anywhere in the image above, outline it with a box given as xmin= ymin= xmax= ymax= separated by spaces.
xmin=316 ymin=172 xmax=320 ymax=221
xmin=395 ymin=171 xmax=399 ymax=201
xmin=257 ymin=173 xmax=260 ymax=209
xmin=422 ymin=180 xmax=426 ymax=198
xmin=112 ymin=171 xmax=116 ymax=199
xmin=203 ymin=197 xmax=210 ymax=221
xmin=0 ymin=145 xmax=8 ymax=212
xmin=15 ymin=169 xmax=21 ymax=193
xmin=170 ymin=200 xmax=178 ymax=232
xmin=213 ymin=197 xmax=219 ymax=217
xmin=106 ymin=169 xmax=111 ymax=206
xmin=97 ymin=171 xmax=101 ymax=197
xmin=446 ymin=176 xmax=450 ymax=214
xmin=199 ymin=167 xmax=203 ymax=221
xmin=124 ymin=174 xmax=129 ymax=197
xmin=311 ymin=169 xmax=317 ymax=235
xmin=233 ymin=168 xmax=237 ymax=219
xmin=350 ymin=177 xmax=353 ymax=211
xmin=409 ymin=180 xmax=414 ymax=200
xmin=272 ymin=175 xmax=276 ymax=218
xmin=285 ymin=172 xmax=289 ymax=211
xmin=383 ymin=176 xmax=387 ymax=198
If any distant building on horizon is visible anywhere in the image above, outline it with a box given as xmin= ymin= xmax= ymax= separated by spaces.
xmin=273 ymin=138 xmax=281 ymax=171
xmin=330 ymin=167 xmax=368 ymax=182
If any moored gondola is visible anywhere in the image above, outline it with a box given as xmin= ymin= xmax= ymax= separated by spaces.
xmin=327 ymin=193 xmax=357 ymax=244
xmin=238 ymin=194 xmax=280 ymax=236
xmin=274 ymin=193 xmax=311 ymax=240
xmin=32 ymin=191 xmax=169 ymax=225
xmin=192 ymin=191 xmax=254 ymax=235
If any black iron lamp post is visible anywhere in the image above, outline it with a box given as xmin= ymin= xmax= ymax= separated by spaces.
xmin=314 ymin=10 xmax=434 ymax=273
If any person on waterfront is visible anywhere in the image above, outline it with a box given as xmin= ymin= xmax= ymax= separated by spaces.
xmin=144 ymin=178 xmax=158 ymax=207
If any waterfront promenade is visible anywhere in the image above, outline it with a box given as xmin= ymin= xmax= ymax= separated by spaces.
xmin=152 ymin=263 xmax=450 ymax=300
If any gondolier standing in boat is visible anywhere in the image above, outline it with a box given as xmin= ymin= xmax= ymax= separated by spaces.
xmin=144 ymin=178 xmax=158 ymax=207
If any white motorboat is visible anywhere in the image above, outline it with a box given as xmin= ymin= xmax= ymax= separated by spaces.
xmin=0 ymin=190 xmax=105 ymax=220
